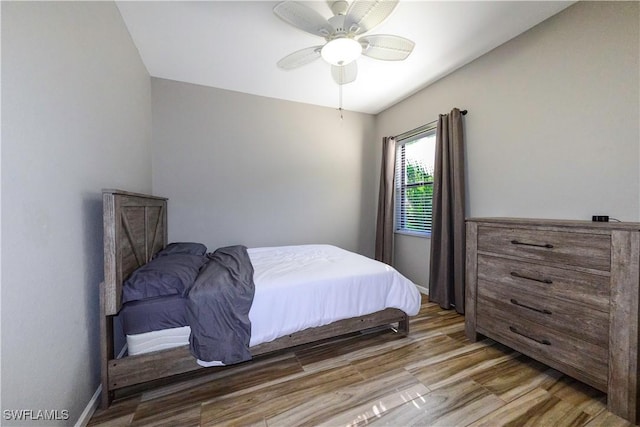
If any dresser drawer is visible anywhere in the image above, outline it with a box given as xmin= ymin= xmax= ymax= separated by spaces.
xmin=476 ymin=310 xmax=608 ymax=391
xmin=477 ymin=254 xmax=610 ymax=312
xmin=477 ymin=226 xmax=611 ymax=271
xmin=476 ymin=279 xmax=608 ymax=348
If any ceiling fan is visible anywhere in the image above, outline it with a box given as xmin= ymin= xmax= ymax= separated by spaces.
xmin=273 ymin=0 xmax=415 ymax=85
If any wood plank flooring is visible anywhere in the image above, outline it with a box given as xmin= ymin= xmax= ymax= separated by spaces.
xmin=89 ymin=295 xmax=633 ymax=426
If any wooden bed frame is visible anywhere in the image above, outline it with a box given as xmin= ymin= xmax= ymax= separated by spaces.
xmin=99 ymin=189 xmax=410 ymax=408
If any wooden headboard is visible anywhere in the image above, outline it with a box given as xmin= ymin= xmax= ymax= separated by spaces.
xmin=102 ymin=189 xmax=168 ymax=315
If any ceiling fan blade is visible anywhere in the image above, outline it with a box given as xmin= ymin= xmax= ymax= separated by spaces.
xmin=345 ymin=0 xmax=399 ymax=35
xmin=332 ymin=61 xmax=358 ymax=85
xmin=277 ymin=46 xmax=323 ymax=70
xmin=273 ymin=1 xmax=333 ymax=38
xmin=360 ymin=34 xmax=415 ymax=61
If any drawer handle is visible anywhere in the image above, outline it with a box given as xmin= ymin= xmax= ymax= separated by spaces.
xmin=509 ymin=326 xmax=551 ymax=346
xmin=510 ymin=239 xmax=554 ymax=249
xmin=510 ymin=271 xmax=553 ymax=284
xmin=510 ymin=298 xmax=552 ymax=315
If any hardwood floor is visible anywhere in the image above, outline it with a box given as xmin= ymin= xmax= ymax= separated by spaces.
xmin=89 ymin=295 xmax=633 ymax=426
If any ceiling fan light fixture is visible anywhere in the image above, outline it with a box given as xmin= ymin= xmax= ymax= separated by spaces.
xmin=321 ymin=37 xmax=362 ymax=66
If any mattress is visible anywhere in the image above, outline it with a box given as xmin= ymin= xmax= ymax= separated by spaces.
xmin=124 ymin=244 xmax=421 ymax=360
xmin=127 ymin=326 xmax=190 ymax=355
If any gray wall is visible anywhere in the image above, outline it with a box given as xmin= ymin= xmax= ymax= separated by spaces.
xmin=377 ymin=1 xmax=640 ymax=287
xmin=1 ymin=2 xmax=151 ymax=424
xmin=151 ymin=78 xmax=378 ymax=256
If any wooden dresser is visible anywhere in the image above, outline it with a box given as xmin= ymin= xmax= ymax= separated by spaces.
xmin=465 ymin=218 xmax=640 ymax=424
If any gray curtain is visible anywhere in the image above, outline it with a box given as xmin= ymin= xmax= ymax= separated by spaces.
xmin=428 ymin=109 xmax=466 ymax=314
xmin=375 ymin=136 xmax=396 ymax=265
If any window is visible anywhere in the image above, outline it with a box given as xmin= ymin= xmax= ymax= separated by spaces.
xmin=395 ymin=126 xmax=436 ymax=236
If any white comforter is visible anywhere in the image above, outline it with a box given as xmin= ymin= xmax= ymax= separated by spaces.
xmin=247 ymin=244 xmax=421 ymax=346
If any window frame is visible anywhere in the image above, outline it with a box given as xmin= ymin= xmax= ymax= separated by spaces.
xmin=394 ymin=123 xmax=437 ymax=238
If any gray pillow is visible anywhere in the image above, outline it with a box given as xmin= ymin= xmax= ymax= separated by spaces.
xmin=153 ymin=242 xmax=207 ymax=258
xmin=122 ymin=254 xmax=208 ymax=303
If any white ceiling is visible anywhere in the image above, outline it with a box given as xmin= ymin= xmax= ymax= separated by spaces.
xmin=116 ymin=1 xmax=574 ymax=114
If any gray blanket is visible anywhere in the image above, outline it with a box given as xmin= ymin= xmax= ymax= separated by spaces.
xmin=185 ymin=245 xmax=255 ymax=364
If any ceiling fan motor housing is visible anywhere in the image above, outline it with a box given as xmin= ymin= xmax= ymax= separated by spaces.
xmin=329 ymin=1 xmax=349 ymax=16
xmin=327 ymin=14 xmax=360 ymax=41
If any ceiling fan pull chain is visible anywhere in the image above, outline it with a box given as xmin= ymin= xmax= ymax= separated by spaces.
xmin=339 ymin=82 xmax=344 ymax=120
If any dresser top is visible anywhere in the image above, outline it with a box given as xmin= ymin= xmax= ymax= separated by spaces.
xmin=467 ymin=217 xmax=640 ymax=231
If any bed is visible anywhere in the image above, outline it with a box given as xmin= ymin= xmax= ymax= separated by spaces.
xmin=99 ymin=189 xmax=421 ymax=408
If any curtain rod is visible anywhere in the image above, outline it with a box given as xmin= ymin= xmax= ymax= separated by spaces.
xmin=395 ymin=109 xmax=467 ymax=141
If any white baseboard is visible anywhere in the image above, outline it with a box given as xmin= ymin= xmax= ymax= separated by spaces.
xmin=74 ymin=344 xmax=128 ymax=427
xmin=416 ymin=284 xmax=429 ymax=295
xmin=74 ymin=386 xmax=101 ymax=427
